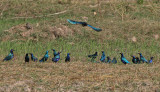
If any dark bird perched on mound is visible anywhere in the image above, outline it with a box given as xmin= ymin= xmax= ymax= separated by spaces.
xmin=39 ymin=51 xmax=49 ymax=62
xmin=25 ymin=53 xmax=29 ymax=63
xmin=67 ymin=19 xmax=102 ymax=32
xmin=30 ymin=53 xmax=38 ymax=61
xmin=112 ymin=57 xmax=117 ymax=64
xmin=120 ymin=53 xmax=130 ymax=64
xmin=65 ymin=53 xmax=70 ymax=62
xmin=88 ymin=52 xmax=98 ymax=62
xmin=138 ymin=53 xmax=148 ymax=63
xmin=148 ymin=57 xmax=154 ymax=63
xmin=3 ymin=49 xmax=15 ymax=61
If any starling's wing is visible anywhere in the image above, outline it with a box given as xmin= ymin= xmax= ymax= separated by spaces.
xmin=122 ymin=57 xmax=130 ymax=64
xmin=3 ymin=54 xmax=12 ymax=61
xmin=87 ymin=24 xmax=102 ymax=32
xmin=115 ymin=59 xmax=117 ymax=64
xmin=141 ymin=56 xmax=148 ymax=63
xmin=39 ymin=57 xmax=45 ymax=62
xmin=112 ymin=59 xmax=116 ymax=63
xmin=88 ymin=54 xmax=93 ymax=58
xmin=67 ymin=19 xmax=85 ymax=25
xmin=33 ymin=56 xmax=38 ymax=61
xmin=3 ymin=56 xmax=11 ymax=61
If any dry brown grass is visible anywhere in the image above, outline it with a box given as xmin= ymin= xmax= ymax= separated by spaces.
xmin=0 ymin=61 xmax=160 ymax=91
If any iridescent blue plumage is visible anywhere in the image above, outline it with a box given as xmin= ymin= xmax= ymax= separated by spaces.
xmin=131 ymin=56 xmax=137 ymax=64
xmin=112 ymin=57 xmax=117 ymax=64
xmin=100 ymin=51 xmax=106 ymax=62
xmin=107 ymin=56 xmax=111 ymax=63
xmin=65 ymin=53 xmax=70 ymax=62
xmin=3 ymin=49 xmax=15 ymax=61
xmin=52 ymin=49 xmax=57 ymax=57
xmin=120 ymin=53 xmax=130 ymax=64
xmin=52 ymin=52 xmax=61 ymax=63
xmin=138 ymin=53 xmax=148 ymax=63
xmin=30 ymin=53 xmax=38 ymax=61
xmin=39 ymin=51 xmax=49 ymax=62
xmin=87 ymin=24 xmax=102 ymax=32
xmin=148 ymin=57 xmax=153 ymax=63
xmin=67 ymin=19 xmax=102 ymax=32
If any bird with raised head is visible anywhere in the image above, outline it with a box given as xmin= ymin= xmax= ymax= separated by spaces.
xmin=65 ymin=53 xmax=70 ymax=62
xmin=120 ymin=53 xmax=130 ymax=64
xmin=138 ymin=53 xmax=148 ymax=63
xmin=39 ymin=51 xmax=49 ymax=62
xmin=25 ymin=53 xmax=29 ymax=63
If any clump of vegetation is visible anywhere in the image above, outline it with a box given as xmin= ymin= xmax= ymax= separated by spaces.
xmin=137 ymin=0 xmax=144 ymax=4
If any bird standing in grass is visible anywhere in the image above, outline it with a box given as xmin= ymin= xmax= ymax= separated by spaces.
xmin=148 ymin=57 xmax=154 ymax=63
xmin=107 ymin=56 xmax=111 ymax=63
xmin=39 ymin=51 xmax=49 ymax=62
xmin=65 ymin=53 xmax=70 ymax=62
xmin=136 ymin=57 xmax=140 ymax=64
xmin=52 ymin=49 xmax=57 ymax=57
xmin=25 ymin=53 xmax=29 ymax=63
xmin=3 ymin=49 xmax=15 ymax=61
xmin=52 ymin=52 xmax=61 ymax=63
xmin=88 ymin=52 xmax=98 ymax=58
xmin=88 ymin=52 xmax=98 ymax=62
xmin=30 ymin=53 xmax=38 ymax=61
xmin=67 ymin=19 xmax=102 ymax=32
xmin=120 ymin=53 xmax=130 ymax=64
xmin=131 ymin=56 xmax=137 ymax=64
xmin=112 ymin=57 xmax=117 ymax=64
xmin=138 ymin=53 xmax=148 ymax=63
xmin=100 ymin=51 xmax=106 ymax=62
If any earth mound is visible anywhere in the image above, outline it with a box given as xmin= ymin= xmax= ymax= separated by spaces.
xmin=2 ymin=23 xmax=74 ymax=42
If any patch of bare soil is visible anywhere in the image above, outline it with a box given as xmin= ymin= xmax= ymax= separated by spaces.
xmin=2 ymin=23 xmax=74 ymax=42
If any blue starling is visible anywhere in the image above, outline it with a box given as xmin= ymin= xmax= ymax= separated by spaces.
xmin=67 ymin=19 xmax=102 ymax=32
xmin=120 ymin=53 xmax=130 ymax=64
xmin=3 ymin=49 xmax=15 ymax=61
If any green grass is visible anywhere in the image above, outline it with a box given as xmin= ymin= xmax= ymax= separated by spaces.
xmin=0 ymin=0 xmax=160 ymax=91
